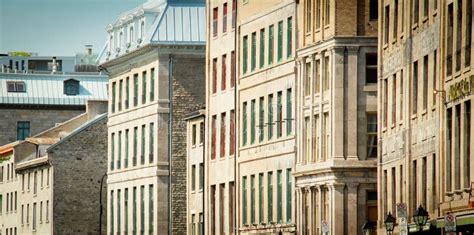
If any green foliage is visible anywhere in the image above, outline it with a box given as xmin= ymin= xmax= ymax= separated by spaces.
xmin=9 ymin=51 xmax=32 ymax=57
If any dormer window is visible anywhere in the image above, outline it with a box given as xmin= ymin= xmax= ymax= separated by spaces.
xmin=7 ymin=81 xmax=26 ymax=92
xmin=64 ymin=79 xmax=80 ymax=96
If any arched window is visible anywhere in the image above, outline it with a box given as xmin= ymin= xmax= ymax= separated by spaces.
xmin=64 ymin=79 xmax=80 ymax=96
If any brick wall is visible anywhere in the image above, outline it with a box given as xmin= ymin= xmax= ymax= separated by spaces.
xmin=0 ymin=107 xmax=84 ymax=146
xmin=48 ymin=115 xmax=108 ymax=234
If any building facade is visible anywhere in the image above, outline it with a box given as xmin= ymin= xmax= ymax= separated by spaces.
xmin=0 ymin=100 xmax=108 ymax=235
xmin=205 ymin=0 xmax=237 ymax=234
xmin=185 ymin=110 xmax=205 ymax=235
xmin=295 ymin=0 xmax=378 ymax=234
xmin=236 ymin=1 xmax=296 ymax=234
xmin=98 ymin=0 xmax=206 ymax=234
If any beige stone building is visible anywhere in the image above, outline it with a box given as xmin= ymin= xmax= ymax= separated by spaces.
xmin=205 ymin=0 xmax=237 ymax=234
xmin=97 ymin=0 xmax=206 ymax=234
xmin=185 ymin=110 xmax=205 ymax=235
xmin=295 ymin=0 xmax=378 ymax=234
xmin=236 ymin=1 xmax=296 ymax=234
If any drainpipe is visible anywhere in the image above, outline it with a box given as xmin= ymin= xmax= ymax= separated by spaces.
xmin=168 ymin=54 xmax=174 ymax=235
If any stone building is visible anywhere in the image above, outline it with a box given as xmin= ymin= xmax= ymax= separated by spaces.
xmin=205 ymin=0 xmax=237 ymax=234
xmin=294 ymin=0 xmax=378 ymax=234
xmin=0 ymin=100 xmax=108 ymax=235
xmin=97 ymin=0 xmax=206 ymax=234
xmin=185 ymin=109 xmax=205 ymax=235
xmin=0 ymin=66 xmax=107 ymax=146
xmin=236 ymin=1 xmax=296 ymax=234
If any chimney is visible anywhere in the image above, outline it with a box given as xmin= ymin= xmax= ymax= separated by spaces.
xmin=52 ymin=56 xmax=57 ymax=73
xmin=86 ymin=100 xmax=108 ymax=120
xmin=85 ymin=45 xmax=93 ymax=56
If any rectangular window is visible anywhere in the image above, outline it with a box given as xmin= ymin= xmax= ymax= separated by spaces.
xmin=213 ymin=7 xmax=218 ymax=37
xmin=370 ymin=0 xmax=378 ymax=20
xmin=324 ymin=0 xmax=330 ymax=25
xmin=305 ymin=117 xmax=311 ymax=162
xmin=314 ymin=59 xmax=321 ymax=94
xmin=119 ymin=80 xmax=123 ymax=111
xmin=117 ymin=190 xmax=121 ymax=234
xmin=323 ymin=112 xmax=330 ymax=160
xmin=242 ymin=177 xmax=247 ymax=225
xmin=110 ymin=191 xmax=114 ymax=235
xmin=118 ymin=131 xmax=122 ymax=169
xmin=423 ymin=55 xmax=428 ymax=110
xmin=456 ymin=0 xmax=462 ymax=72
xmin=222 ymin=54 xmax=227 ymax=91
xmin=199 ymin=163 xmax=204 ymax=190
xmin=413 ymin=61 xmax=418 ymax=115
xmin=464 ymin=101 xmax=471 ymax=188
xmin=260 ymin=29 xmax=265 ymax=68
xmin=251 ymin=99 xmax=256 ymax=144
xmin=324 ymin=56 xmax=330 ymax=90
xmin=17 ymin=121 xmax=30 ymax=141
xmin=447 ymin=3 xmax=454 ymax=76
xmin=192 ymin=124 xmax=197 ymax=146
xmin=392 ymin=75 xmax=397 ymax=125
xmin=220 ymin=113 xmax=226 ymax=158
xmin=367 ymin=114 xmax=377 ymax=158
xmin=110 ymin=133 xmax=115 ymax=171
xmin=277 ymin=170 xmax=282 ymax=223
xmin=192 ymin=165 xmax=196 ymax=191
xmin=422 ymin=157 xmax=427 ymax=207
xmin=232 ymin=0 xmax=236 ymax=28
xmin=277 ymin=21 xmax=283 ymax=61
xmin=34 ymin=171 xmax=37 ymax=194
xmin=432 ymin=154 xmax=437 ymax=210
xmin=33 ymin=202 xmax=36 ymax=230
xmin=316 ymin=0 xmax=321 ymax=28
xmin=223 ymin=3 xmax=228 ymax=33
xmin=394 ymin=0 xmax=398 ymax=39
xmin=269 ymin=25 xmax=274 ymax=65
xmin=384 ymin=5 xmax=390 ymax=44
xmin=259 ymin=97 xmax=265 ymax=142
xmin=313 ymin=114 xmax=320 ymax=161
xmin=133 ymin=74 xmax=138 ymax=106
xmin=286 ymin=88 xmax=293 ymax=135
xmin=213 ymin=58 xmax=217 ymax=93
xmin=243 ymin=102 xmax=248 ymax=146
xmin=287 ymin=17 xmax=292 ymax=58
xmin=243 ymin=36 xmax=248 ymax=74
xmin=391 ymin=167 xmax=396 ymax=213
xmin=258 ymin=173 xmax=264 ymax=223
xmin=267 ymin=171 xmax=273 ymax=223
xmin=465 ymin=0 xmax=472 ymax=67
xmin=455 ymin=105 xmax=461 ymax=190
xmin=219 ymin=184 xmax=225 ymax=234
xmin=150 ymin=68 xmax=155 ymax=102
xmin=424 ymin=0 xmax=429 ymax=17
xmin=268 ymin=94 xmax=274 ymax=140
xmin=133 ymin=187 xmax=137 ymax=233
xmin=230 ymin=110 xmax=235 ymax=155
xmin=229 ymin=182 xmax=235 ymax=233
xmin=141 ymin=125 xmax=146 ymax=165
xmin=231 ymin=51 xmax=236 ymax=87
xmin=433 ymin=52 xmax=437 ymax=106
xmin=251 ymin=32 xmax=256 ymax=71
xmin=125 ymin=130 xmax=129 ymax=168
xmin=212 ymin=115 xmax=217 ymax=159
xmin=250 ymin=175 xmax=255 ymax=223
xmin=133 ymin=127 xmax=138 ymax=166
xmin=149 ymin=184 xmax=154 ymax=234
xmin=140 ymin=185 xmax=145 ymax=234
xmin=305 ymin=62 xmax=311 ymax=96
xmin=126 ymin=77 xmax=130 ymax=109
xmin=125 ymin=188 xmax=129 ymax=233
xmin=366 ymin=54 xmax=377 ymax=84
xmin=306 ymin=0 xmax=312 ymax=32
xmin=447 ymin=108 xmax=453 ymax=192
xmin=277 ymin=91 xmax=283 ymax=138
xmin=413 ymin=0 xmax=419 ymax=24
xmin=149 ymin=123 xmax=154 ymax=163
xmin=384 ymin=79 xmax=388 ymax=127
xmin=286 ymin=169 xmax=292 ymax=222
xmin=412 ymin=160 xmax=418 ymax=212
xmin=112 ymin=82 xmax=116 ymax=113
xmin=200 ymin=121 xmax=205 ymax=145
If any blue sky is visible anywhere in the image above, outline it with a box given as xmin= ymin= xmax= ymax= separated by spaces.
xmin=0 ymin=0 xmax=146 ymax=56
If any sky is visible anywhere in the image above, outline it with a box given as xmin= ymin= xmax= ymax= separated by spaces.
xmin=0 ymin=0 xmax=147 ymax=56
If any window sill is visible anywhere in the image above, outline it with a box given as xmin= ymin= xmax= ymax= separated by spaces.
xmin=412 ymin=23 xmax=419 ymax=31
xmin=422 ymin=16 xmax=429 ymax=23
xmin=411 ymin=114 xmax=417 ymax=120
xmin=463 ymin=66 xmax=471 ymax=74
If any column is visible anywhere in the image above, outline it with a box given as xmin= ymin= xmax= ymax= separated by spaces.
xmin=346 ymin=183 xmax=359 ymax=234
xmin=331 ymin=183 xmax=345 ymax=235
xmin=346 ymin=46 xmax=360 ymax=160
xmin=331 ymin=47 xmax=346 ymax=159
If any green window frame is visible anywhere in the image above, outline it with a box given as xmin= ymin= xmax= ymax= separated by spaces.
xmin=141 ymin=125 xmax=146 ymax=165
xmin=149 ymin=184 xmax=154 ymax=234
xmin=251 ymin=32 xmax=256 ymax=71
xmin=259 ymin=97 xmax=264 ymax=142
xmin=277 ymin=92 xmax=282 ymax=138
xmin=133 ymin=127 xmax=138 ymax=166
xmin=268 ymin=25 xmax=274 ymax=65
xmin=277 ymin=169 xmax=282 ymax=223
xmin=125 ymin=188 xmax=129 ymax=232
xmin=117 ymin=131 xmax=122 ymax=169
xmin=287 ymin=17 xmax=292 ymax=58
xmin=267 ymin=171 xmax=273 ymax=223
xmin=251 ymin=99 xmax=256 ymax=144
xmin=149 ymin=123 xmax=154 ymax=164
xmin=119 ymin=80 xmax=123 ymax=111
xmin=243 ymin=36 xmax=248 ymax=74
xmin=268 ymin=94 xmax=273 ymax=140
xmin=110 ymin=190 xmax=114 ymax=235
xmin=140 ymin=185 xmax=145 ymax=234
xmin=142 ymin=71 xmax=147 ymax=104
xmin=259 ymin=29 xmax=265 ymax=68
xmin=286 ymin=88 xmax=293 ymax=135
xmin=242 ymin=176 xmax=248 ymax=225
xmin=286 ymin=169 xmax=292 ymax=222
xmin=133 ymin=187 xmax=137 ymax=233
xmin=150 ymin=68 xmax=155 ymax=102
xmin=243 ymin=102 xmax=248 ymax=146
xmin=250 ymin=175 xmax=255 ymax=223
xmin=17 ymin=121 xmax=30 ymax=141
xmin=117 ymin=189 xmax=121 ymax=234
xmin=111 ymin=133 xmax=115 ymax=171
xmin=133 ymin=74 xmax=138 ymax=107
xmin=112 ymin=82 xmax=116 ymax=113
xmin=125 ymin=129 xmax=129 ymax=168
xmin=277 ymin=21 xmax=283 ymax=62
xmin=126 ymin=77 xmax=130 ymax=109
xmin=259 ymin=173 xmax=264 ymax=223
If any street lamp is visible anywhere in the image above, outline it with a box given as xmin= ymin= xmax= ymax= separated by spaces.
xmin=384 ymin=212 xmax=396 ymax=235
xmin=361 ymin=220 xmax=376 ymax=235
xmin=413 ymin=205 xmax=429 ymax=228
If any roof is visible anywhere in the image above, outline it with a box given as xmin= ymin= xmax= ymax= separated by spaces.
xmin=0 ymin=141 xmax=20 ymax=155
xmin=0 ymin=73 xmax=107 ymax=106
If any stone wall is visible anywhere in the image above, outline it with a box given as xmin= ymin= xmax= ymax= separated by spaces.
xmin=171 ymin=54 xmax=205 ymax=234
xmin=0 ymin=107 xmax=84 ymax=146
xmin=48 ymin=115 xmax=108 ymax=234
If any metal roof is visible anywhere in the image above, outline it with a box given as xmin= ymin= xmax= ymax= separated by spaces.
xmin=0 ymin=73 xmax=107 ymax=106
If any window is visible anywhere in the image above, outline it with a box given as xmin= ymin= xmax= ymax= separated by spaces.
xmin=124 ymin=188 xmax=129 ymax=232
xmin=314 ymin=59 xmax=320 ymax=94
xmin=200 ymin=121 xmax=205 ymax=145
xmin=6 ymin=81 xmax=26 ymax=92
xmin=223 ymin=3 xmax=228 ymax=33
xmin=192 ymin=124 xmax=197 ymax=146
xmin=119 ymin=80 xmax=123 ymax=111
xmin=268 ymin=94 xmax=274 ymax=140
xmin=150 ymin=68 xmax=155 ymax=102
xmin=260 ymin=29 xmax=265 ymax=68
xmin=306 ymin=0 xmax=312 ymax=32
xmin=268 ymin=25 xmax=274 ymax=65
xmin=423 ymin=0 xmax=429 ymax=17
xmin=392 ymin=75 xmax=397 ymax=125
xmin=110 ymin=191 xmax=114 ymax=234
xmin=17 ymin=121 xmax=30 ymax=140
xmin=286 ymin=88 xmax=293 ymax=135
xmin=112 ymin=81 xmax=116 ymax=113
xmin=118 ymin=131 xmax=122 ymax=169
xmin=305 ymin=62 xmax=311 ymax=96
xmin=465 ymin=0 xmax=472 ymax=67
xmin=258 ymin=173 xmax=264 ymax=223
xmin=213 ymin=58 xmax=217 ymax=93
xmin=219 ymin=184 xmax=225 ymax=234
xmin=259 ymin=97 xmax=265 ymax=142
xmin=464 ymin=101 xmax=471 ymax=188
xmin=220 ymin=112 xmax=226 ymax=158
xmin=212 ymin=115 xmax=217 ymax=159
xmin=313 ymin=114 xmax=320 ymax=161
xmin=277 ymin=21 xmax=283 ymax=61
xmin=229 ymin=182 xmax=235 ymax=232
xmin=323 ymin=113 xmax=330 ymax=160
xmin=433 ymin=52 xmax=437 ymax=106
xmin=367 ymin=114 xmax=377 ymax=158
xmin=447 ymin=3 xmax=454 ymax=76
xmin=141 ymin=125 xmax=145 ymax=165
xmin=391 ymin=168 xmax=396 ymax=213
xmin=213 ymin=7 xmax=218 ymax=37
xmin=242 ymin=176 xmax=247 ymax=225
xmin=126 ymin=77 xmax=130 ymax=109
xmin=243 ymin=102 xmax=248 ymax=146
xmin=232 ymin=0 xmax=236 ymax=29
xmin=251 ymin=32 xmax=256 ymax=71
xmin=384 ymin=5 xmax=390 ymax=44
xmin=251 ymin=99 xmax=256 ymax=144
xmin=149 ymin=184 xmax=154 ymax=233
xmin=323 ymin=56 xmax=330 ymax=90
xmin=142 ymin=71 xmax=147 ymax=104
xmin=230 ymin=110 xmax=235 ymax=155
xmin=134 ymin=74 xmax=138 ymax=106
xmin=324 ymin=0 xmax=330 ymax=25
xmin=250 ymin=175 xmax=255 ymax=223
xmin=231 ymin=51 xmax=236 ymax=87
xmin=456 ymin=0 xmax=462 ymax=72
xmin=413 ymin=0 xmax=419 ymax=25
xmin=277 ymin=170 xmax=282 ymax=223
xmin=422 ymin=157 xmax=427 ymax=207
xmin=286 ymin=169 xmax=292 ymax=222
xmin=305 ymin=117 xmax=311 ymax=162
xmin=268 ymin=171 xmax=273 ymax=223
xmin=413 ymin=61 xmax=418 ymax=115
xmin=117 ymin=190 xmax=121 ymax=234
xmin=133 ymin=187 xmax=137 ymax=233
xmin=111 ymin=133 xmax=115 ymax=170
xmin=446 ymin=108 xmax=453 ymax=192
xmin=149 ymin=123 xmax=154 ymax=163
xmin=129 ymin=27 xmax=134 ymax=43
xmin=210 ymin=185 xmax=216 ymax=234
xmin=125 ymin=130 xmax=129 ymax=168
xmin=369 ymin=0 xmax=378 ymax=20
xmin=199 ymin=163 xmax=204 ymax=190
xmin=133 ymin=127 xmax=138 ymax=166
xmin=243 ymin=36 xmax=248 ymax=74
xmin=140 ymin=185 xmax=145 ymax=234
xmin=33 ymin=203 xmax=36 ymax=230
xmin=287 ymin=17 xmax=292 ymax=58
xmin=277 ymin=92 xmax=283 ymax=138
xmin=394 ymin=0 xmax=398 ymax=39
xmin=366 ymin=191 xmax=378 ymax=223
xmin=222 ymin=55 xmax=227 ymax=91
xmin=64 ymin=79 xmax=79 ymax=96
xmin=423 ymin=55 xmax=428 ymax=110
xmin=383 ymin=79 xmax=388 ymax=127
xmin=412 ymin=160 xmax=418 ymax=211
